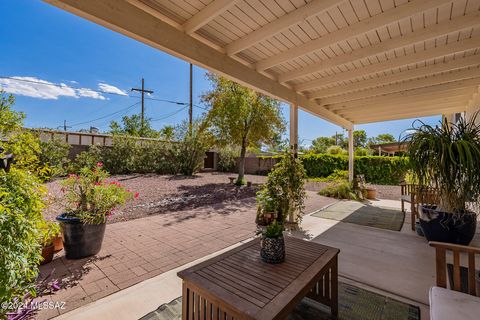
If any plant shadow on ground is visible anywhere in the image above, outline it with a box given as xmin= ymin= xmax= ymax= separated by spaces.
xmin=37 ymin=254 xmax=112 ymax=294
xmin=130 ymin=182 xmax=260 ymax=222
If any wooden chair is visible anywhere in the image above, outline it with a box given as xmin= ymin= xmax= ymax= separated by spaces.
xmin=429 ymin=242 xmax=480 ymax=320
xmin=430 ymin=241 xmax=480 ymax=296
xmin=400 ymin=182 xmax=415 ymax=230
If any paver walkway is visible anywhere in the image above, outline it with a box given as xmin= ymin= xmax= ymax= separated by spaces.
xmin=37 ymin=191 xmax=335 ymax=319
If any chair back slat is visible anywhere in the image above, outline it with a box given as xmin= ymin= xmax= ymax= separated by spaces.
xmin=453 ymin=251 xmax=461 ymax=291
xmin=468 ymin=252 xmax=476 ymax=295
xmin=435 ymin=247 xmax=447 ymax=289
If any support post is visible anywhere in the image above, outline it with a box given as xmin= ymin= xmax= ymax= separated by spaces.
xmin=348 ymin=128 xmax=354 ymax=182
xmin=289 ymin=104 xmax=298 ymax=156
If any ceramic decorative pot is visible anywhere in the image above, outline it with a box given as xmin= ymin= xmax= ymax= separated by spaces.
xmin=420 ymin=205 xmax=477 ymax=245
xmin=260 ymin=236 xmax=285 ymax=264
xmin=56 ymin=213 xmax=106 ymax=259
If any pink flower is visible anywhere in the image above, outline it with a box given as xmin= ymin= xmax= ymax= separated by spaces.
xmin=134 ymin=192 xmax=139 ymax=199
xmin=97 ymin=162 xmax=103 ymax=167
xmin=95 ymin=182 xmax=101 ymax=186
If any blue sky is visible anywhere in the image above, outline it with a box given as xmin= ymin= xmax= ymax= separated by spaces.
xmin=0 ymin=0 xmax=441 ymax=146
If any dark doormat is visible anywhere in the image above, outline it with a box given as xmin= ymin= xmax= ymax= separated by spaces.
xmin=140 ymin=282 xmax=420 ymax=320
xmin=312 ymin=201 xmax=405 ymax=231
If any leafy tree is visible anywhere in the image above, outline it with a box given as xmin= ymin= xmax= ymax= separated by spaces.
xmin=109 ymin=114 xmax=160 ymax=138
xmin=375 ymin=133 xmax=396 ymax=144
xmin=353 ymin=130 xmax=367 ymax=148
xmin=311 ymin=136 xmax=335 ymax=153
xmin=203 ymin=74 xmax=285 ymax=184
xmin=173 ymin=118 xmax=213 ymax=176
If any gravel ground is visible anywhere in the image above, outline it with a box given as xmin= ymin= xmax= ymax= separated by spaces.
xmin=43 ymin=172 xmax=267 ymax=223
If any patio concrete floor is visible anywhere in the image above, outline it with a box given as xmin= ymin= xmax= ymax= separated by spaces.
xmin=37 ymin=190 xmax=335 ymax=319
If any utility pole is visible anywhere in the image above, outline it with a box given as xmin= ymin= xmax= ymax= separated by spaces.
xmin=64 ymin=120 xmax=67 ymax=131
xmin=131 ymin=78 xmax=153 ymax=130
xmin=189 ymin=63 xmax=193 ymax=129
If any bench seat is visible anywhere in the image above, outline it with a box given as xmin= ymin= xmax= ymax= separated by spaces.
xmin=430 ymin=286 xmax=480 ymax=320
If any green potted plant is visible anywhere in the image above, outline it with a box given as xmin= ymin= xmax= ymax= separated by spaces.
xmin=38 ymin=220 xmax=61 ymax=265
xmin=57 ymin=162 xmax=137 ymax=259
xmin=256 ymin=152 xmax=306 ymax=264
xmin=405 ymin=114 xmax=480 ymax=245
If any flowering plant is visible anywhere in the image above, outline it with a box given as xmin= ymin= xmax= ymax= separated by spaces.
xmin=62 ymin=163 xmax=137 ymax=224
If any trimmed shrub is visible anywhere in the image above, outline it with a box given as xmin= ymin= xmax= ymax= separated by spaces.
xmin=300 ymin=154 xmax=408 ymax=185
xmin=326 ymin=145 xmax=347 ymax=155
xmin=318 ymin=180 xmax=359 ymax=200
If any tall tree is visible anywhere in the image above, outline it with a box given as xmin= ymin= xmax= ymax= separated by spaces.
xmin=159 ymin=125 xmax=175 ymax=141
xmin=353 ymin=130 xmax=367 ymax=148
xmin=310 ymin=136 xmax=335 ymax=153
xmin=367 ymin=133 xmax=396 ymax=147
xmin=202 ymin=74 xmax=285 ymax=184
xmin=109 ymin=114 xmax=160 ymax=138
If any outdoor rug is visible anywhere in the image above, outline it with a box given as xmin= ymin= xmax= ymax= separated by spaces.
xmin=140 ymin=282 xmax=420 ymax=320
xmin=312 ymin=201 xmax=405 ymax=231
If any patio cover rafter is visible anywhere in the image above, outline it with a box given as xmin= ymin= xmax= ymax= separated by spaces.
xmin=310 ymin=54 xmax=480 ymax=99
xmin=298 ymin=36 xmax=480 ymax=93
xmin=279 ymin=11 xmax=480 ymax=84
xmin=255 ymin=0 xmax=453 ymax=71
xmin=182 ymin=0 xmax=239 ymax=34
xmin=318 ymin=67 xmax=480 ymax=105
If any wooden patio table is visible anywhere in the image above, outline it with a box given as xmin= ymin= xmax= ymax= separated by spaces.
xmin=177 ymin=236 xmax=339 ymax=320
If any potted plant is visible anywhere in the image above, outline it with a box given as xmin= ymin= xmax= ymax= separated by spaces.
xmin=38 ymin=221 xmax=61 ymax=265
xmin=256 ymin=152 xmax=306 ymax=263
xmin=57 ymin=163 xmax=136 ymax=259
xmin=405 ymin=114 xmax=480 ymax=245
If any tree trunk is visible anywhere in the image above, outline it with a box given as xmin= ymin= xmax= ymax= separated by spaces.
xmin=237 ymin=137 xmax=247 ymax=184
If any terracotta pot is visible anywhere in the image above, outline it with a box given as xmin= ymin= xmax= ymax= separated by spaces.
xmin=41 ymin=244 xmax=55 ymax=265
xmin=52 ymin=235 xmax=63 ymax=252
xmin=366 ymin=188 xmax=377 ymax=200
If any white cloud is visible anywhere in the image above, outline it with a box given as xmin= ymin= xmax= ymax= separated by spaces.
xmin=98 ymin=83 xmax=128 ymax=96
xmin=0 ymin=76 xmax=107 ymax=100
xmin=77 ymin=87 xmax=106 ymax=100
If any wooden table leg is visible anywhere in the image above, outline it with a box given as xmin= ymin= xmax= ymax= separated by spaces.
xmin=331 ymin=256 xmax=339 ymax=317
xmin=182 ymin=281 xmax=188 ymax=320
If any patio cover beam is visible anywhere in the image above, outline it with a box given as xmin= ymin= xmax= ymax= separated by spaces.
xmin=45 ymin=0 xmax=353 ymax=130
xmin=279 ymin=11 xmax=480 ymax=83
xmin=256 ymin=0 xmax=452 ymax=71
xmin=348 ymin=128 xmax=354 ymax=182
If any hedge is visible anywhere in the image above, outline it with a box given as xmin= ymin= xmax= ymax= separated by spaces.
xmin=300 ymin=154 xmax=409 ymax=185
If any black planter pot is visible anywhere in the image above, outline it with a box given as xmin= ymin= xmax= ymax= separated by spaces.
xmin=260 ymin=236 xmax=285 ymax=264
xmin=56 ymin=213 xmax=106 ymax=259
xmin=419 ymin=206 xmax=477 ymax=245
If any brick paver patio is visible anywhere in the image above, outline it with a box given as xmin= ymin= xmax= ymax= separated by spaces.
xmin=37 ymin=191 xmax=335 ymax=319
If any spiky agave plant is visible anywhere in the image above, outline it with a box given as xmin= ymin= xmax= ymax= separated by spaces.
xmin=404 ymin=113 xmax=480 ymax=218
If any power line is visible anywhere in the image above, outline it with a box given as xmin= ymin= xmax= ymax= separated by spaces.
xmin=69 ymin=102 xmax=140 ymax=127
xmin=150 ymin=106 xmax=188 ymax=122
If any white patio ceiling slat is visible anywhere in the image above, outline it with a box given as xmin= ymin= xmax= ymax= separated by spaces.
xmin=45 ymin=0 xmax=480 ymax=126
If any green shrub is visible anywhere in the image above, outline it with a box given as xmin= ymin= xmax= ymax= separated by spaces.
xmin=68 ymin=145 xmax=103 ymax=173
xmin=217 ymin=146 xmax=238 ymax=172
xmin=326 ymin=145 xmax=347 ymax=155
xmin=39 ymin=138 xmax=71 ymax=177
xmin=318 ymin=180 xmax=359 ymax=200
xmin=355 ymin=147 xmax=369 ymax=156
xmin=300 ymin=154 xmax=408 ymax=185
xmin=0 ymin=168 xmax=45 ymax=313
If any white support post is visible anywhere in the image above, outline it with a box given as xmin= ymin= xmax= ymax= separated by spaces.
xmin=290 ymin=104 xmax=298 ymax=156
xmin=348 ymin=128 xmax=354 ymax=183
